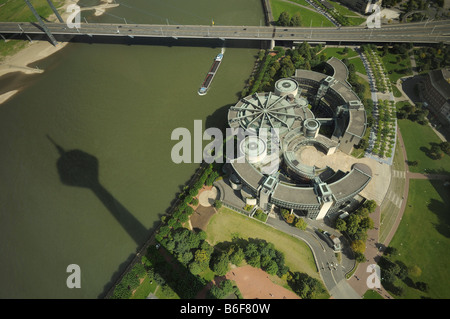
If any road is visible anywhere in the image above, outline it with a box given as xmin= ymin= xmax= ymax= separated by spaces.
xmin=0 ymin=20 xmax=449 ymax=44
xmin=266 ymin=214 xmax=361 ymax=299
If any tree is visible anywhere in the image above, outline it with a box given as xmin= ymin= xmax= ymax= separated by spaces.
xmin=277 ymin=11 xmax=291 ymax=26
xmin=178 ymin=251 xmax=193 ymax=266
xmin=335 ymin=218 xmax=347 ymax=232
xmin=384 ymin=246 xmax=398 ymax=257
xmin=264 ymin=260 xmax=279 ymax=275
xmin=346 ymin=214 xmax=361 ymax=235
xmin=214 ymin=200 xmax=222 ymax=209
xmin=354 ymin=251 xmax=366 ymax=263
xmin=416 ymin=281 xmax=429 ymax=292
xmin=194 ymin=249 xmax=210 ymax=266
xmin=363 ymin=200 xmax=377 ymax=213
xmin=359 ymin=217 xmax=374 ymax=230
xmin=290 ymin=12 xmax=302 ymax=27
xmin=112 ymin=282 xmax=132 ymax=299
xmin=294 ymin=218 xmax=307 ymax=230
xmin=350 ymin=240 xmax=366 ymax=254
xmin=440 ymin=141 xmax=450 ymax=155
xmin=212 ymin=253 xmax=230 ymax=276
xmin=289 ymin=272 xmax=325 ymax=299
xmin=189 ymin=262 xmax=203 ymax=275
xmin=229 ymin=246 xmax=245 ymax=266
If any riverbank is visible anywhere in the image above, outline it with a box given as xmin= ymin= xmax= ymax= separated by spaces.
xmin=0 ymin=0 xmax=117 ymax=105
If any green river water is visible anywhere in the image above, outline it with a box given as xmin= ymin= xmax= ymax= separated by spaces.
xmin=0 ymin=0 xmax=264 ymax=298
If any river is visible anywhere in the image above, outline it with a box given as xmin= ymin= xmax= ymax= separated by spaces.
xmin=0 ymin=0 xmax=264 ymax=298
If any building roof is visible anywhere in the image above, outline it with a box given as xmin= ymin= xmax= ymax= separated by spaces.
xmin=328 ymin=163 xmax=372 ymax=201
xmin=294 ymin=70 xmax=327 ymax=82
xmin=272 ymin=182 xmax=320 ymax=206
xmin=346 ymin=109 xmax=367 ymax=138
xmin=326 ymin=57 xmax=350 ymax=87
xmin=428 ymin=68 xmax=450 ymax=100
xmin=230 ymin=160 xmax=265 ymax=191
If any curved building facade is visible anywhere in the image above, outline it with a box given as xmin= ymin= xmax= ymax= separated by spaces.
xmin=225 ymin=61 xmax=371 ymax=220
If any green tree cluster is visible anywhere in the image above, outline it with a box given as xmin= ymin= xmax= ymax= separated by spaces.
xmin=280 ymin=208 xmax=307 ymax=230
xmin=245 ymin=43 xmax=323 ymax=96
xmin=288 ymin=271 xmax=327 ymax=299
xmin=207 ymin=279 xmax=240 ymax=299
xmin=276 ymin=11 xmax=302 ymax=27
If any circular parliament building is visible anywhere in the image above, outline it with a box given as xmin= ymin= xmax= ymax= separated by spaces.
xmin=225 ymin=58 xmax=372 ymax=220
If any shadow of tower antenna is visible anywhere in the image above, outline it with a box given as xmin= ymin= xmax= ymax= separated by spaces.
xmin=46 ymin=135 xmax=147 ymax=245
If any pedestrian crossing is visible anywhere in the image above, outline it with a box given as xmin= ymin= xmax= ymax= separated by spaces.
xmin=392 ymin=170 xmax=406 ymax=178
xmin=387 ymin=191 xmax=403 ymax=208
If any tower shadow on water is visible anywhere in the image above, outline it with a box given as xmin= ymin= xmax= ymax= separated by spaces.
xmin=46 ymin=135 xmax=148 ymax=245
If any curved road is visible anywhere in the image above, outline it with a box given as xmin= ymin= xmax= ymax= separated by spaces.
xmin=266 ymin=214 xmax=361 ymax=299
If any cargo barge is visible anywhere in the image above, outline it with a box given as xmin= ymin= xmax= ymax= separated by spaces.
xmin=198 ymin=53 xmax=223 ymax=96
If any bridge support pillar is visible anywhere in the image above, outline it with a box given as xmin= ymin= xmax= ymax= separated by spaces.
xmin=269 ymin=39 xmax=275 ymax=50
xmin=46 ymin=0 xmax=64 ymax=23
xmin=24 ymin=0 xmax=58 ymax=46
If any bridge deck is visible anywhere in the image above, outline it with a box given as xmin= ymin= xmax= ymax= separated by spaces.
xmin=0 ymin=21 xmax=449 ymax=44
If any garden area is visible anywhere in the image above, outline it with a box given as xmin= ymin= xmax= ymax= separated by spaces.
xmin=360 ymin=45 xmax=391 ymax=94
xmin=381 ymin=179 xmax=450 ymax=299
xmin=376 ymin=44 xmax=413 ymax=84
xmin=370 ymin=99 xmax=397 ymax=159
xmin=206 ymin=207 xmax=329 ymax=299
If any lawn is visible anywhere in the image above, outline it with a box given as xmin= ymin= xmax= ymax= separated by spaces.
xmin=348 ymin=57 xmax=367 ymax=75
xmin=378 ymin=50 xmax=413 ymax=83
xmin=398 ymin=119 xmax=450 ymax=174
xmin=319 ymin=47 xmax=359 ymax=60
xmin=270 ymin=0 xmax=335 ymax=27
xmin=363 ymin=289 xmax=384 ymax=299
xmin=327 ymin=0 xmax=366 ymax=26
xmin=388 ymin=179 xmax=450 ymax=299
xmin=206 ymin=207 xmax=320 ymax=280
xmin=130 ymin=274 xmax=158 ymax=299
xmin=0 ymin=0 xmax=64 ymax=22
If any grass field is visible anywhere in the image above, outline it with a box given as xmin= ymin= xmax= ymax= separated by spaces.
xmin=348 ymin=57 xmax=367 ymax=75
xmin=363 ymin=289 xmax=384 ymax=299
xmin=319 ymin=47 xmax=359 ymax=60
xmin=388 ymin=179 xmax=450 ymax=299
xmin=327 ymin=0 xmax=366 ymax=25
xmin=398 ymin=119 xmax=450 ymax=174
xmin=0 ymin=0 xmax=64 ymax=22
xmin=206 ymin=207 xmax=320 ymax=280
xmin=270 ymin=0 xmax=335 ymax=27
xmin=377 ymin=50 xmax=413 ymax=83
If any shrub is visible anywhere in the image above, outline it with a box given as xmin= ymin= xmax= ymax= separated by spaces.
xmin=354 ymin=251 xmax=366 ymax=263
xmin=416 ymin=281 xmax=429 ymax=292
xmin=214 ymin=200 xmax=222 ymax=209
xmin=294 ymin=218 xmax=307 ymax=230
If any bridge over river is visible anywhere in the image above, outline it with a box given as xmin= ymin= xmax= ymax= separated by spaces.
xmin=1 ymin=20 xmax=449 ymax=47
